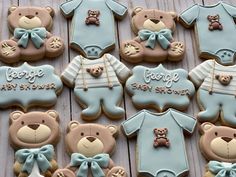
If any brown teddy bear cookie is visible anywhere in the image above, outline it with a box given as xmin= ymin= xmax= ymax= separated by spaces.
xmin=199 ymin=122 xmax=236 ymax=177
xmin=120 ymin=7 xmax=185 ymax=63
xmin=0 ymin=6 xmax=64 ymax=64
xmin=9 ymin=110 xmax=60 ymax=177
xmin=52 ymin=121 xmax=127 ymax=177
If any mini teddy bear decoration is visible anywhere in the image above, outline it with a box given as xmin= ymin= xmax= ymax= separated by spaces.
xmin=153 ymin=128 xmax=170 ymax=148
xmin=0 ymin=6 xmax=64 ymax=64
xmin=85 ymin=10 xmax=100 ymax=26
xmin=199 ymin=122 xmax=236 ymax=177
xmin=52 ymin=121 xmax=127 ymax=177
xmin=120 ymin=7 xmax=185 ymax=63
xmin=215 ymin=74 xmax=233 ymax=86
xmin=207 ymin=14 xmax=223 ymax=31
xmin=9 ymin=110 xmax=60 ymax=177
xmin=86 ymin=66 xmax=104 ymax=78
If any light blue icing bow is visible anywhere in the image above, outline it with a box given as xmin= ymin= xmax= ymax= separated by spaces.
xmin=70 ymin=153 xmax=110 ymax=177
xmin=14 ymin=27 xmax=47 ymax=49
xmin=208 ymin=161 xmax=236 ymax=177
xmin=138 ymin=29 xmax=173 ymax=50
xmin=15 ymin=144 xmax=54 ymax=174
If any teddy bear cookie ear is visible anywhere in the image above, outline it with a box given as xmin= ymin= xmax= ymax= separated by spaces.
xmin=9 ymin=111 xmax=24 ymax=124
xmin=8 ymin=5 xmax=18 ymax=15
xmin=106 ymin=125 xmax=118 ymax=137
xmin=199 ymin=122 xmax=215 ymax=134
xmin=169 ymin=11 xmax=177 ymax=20
xmin=46 ymin=110 xmax=59 ymax=122
xmin=67 ymin=121 xmax=80 ymax=133
xmin=45 ymin=6 xmax=55 ymax=17
xmin=131 ymin=7 xmax=143 ymax=17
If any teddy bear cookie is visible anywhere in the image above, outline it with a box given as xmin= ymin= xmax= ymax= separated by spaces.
xmin=120 ymin=7 xmax=185 ymax=63
xmin=189 ymin=60 xmax=236 ymax=127
xmin=0 ymin=62 xmax=63 ymax=111
xmin=179 ymin=2 xmax=236 ymax=65
xmin=0 ymin=6 xmax=64 ymax=64
xmin=199 ymin=122 xmax=236 ymax=177
xmin=9 ymin=110 xmax=60 ymax=177
xmin=52 ymin=121 xmax=127 ymax=177
xmin=125 ymin=64 xmax=195 ymax=112
xmin=60 ymin=0 xmax=127 ymax=59
xmin=61 ymin=54 xmax=131 ymax=120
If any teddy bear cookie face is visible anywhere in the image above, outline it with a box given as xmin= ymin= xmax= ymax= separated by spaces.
xmin=9 ymin=110 xmax=60 ymax=149
xmin=200 ymin=122 xmax=236 ymax=162
xmin=215 ymin=74 xmax=233 ymax=86
xmin=86 ymin=66 xmax=104 ymax=78
xmin=65 ymin=121 xmax=118 ymax=157
xmin=8 ymin=6 xmax=54 ymax=31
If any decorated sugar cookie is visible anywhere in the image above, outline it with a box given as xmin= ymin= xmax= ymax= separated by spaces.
xmin=61 ymin=54 xmax=131 ymax=120
xmin=60 ymin=0 xmax=127 ymax=59
xmin=125 ymin=64 xmax=195 ymax=111
xmin=9 ymin=110 xmax=60 ymax=177
xmin=0 ymin=6 xmax=64 ymax=64
xmin=179 ymin=2 xmax=236 ymax=65
xmin=0 ymin=62 xmax=62 ymax=111
xmin=120 ymin=7 xmax=185 ymax=63
xmin=52 ymin=121 xmax=127 ymax=177
xmin=189 ymin=60 xmax=236 ymax=127
xmin=122 ymin=109 xmax=196 ymax=177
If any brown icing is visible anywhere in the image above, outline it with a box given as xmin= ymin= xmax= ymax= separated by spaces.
xmin=85 ymin=10 xmax=100 ymax=26
xmin=207 ymin=14 xmax=223 ymax=31
xmin=153 ymin=128 xmax=170 ymax=148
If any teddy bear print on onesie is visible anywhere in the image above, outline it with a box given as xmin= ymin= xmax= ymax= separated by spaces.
xmin=189 ymin=60 xmax=236 ymax=127
xmin=61 ymin=54 xmax=131 ymax=120
xmin=122 ymin=109 xmax=196 ymax=177
xmin=52 ymin=121 xmax=127 ymax=177
xmin=0 ymin=6 xmax=64 ymax=64
xmin=9 ymin=110 xmax=60 ymax=177
xmin=120 ymin=7 xmax=185 ymax=63
xmin=199 ymin=122 xmax=236 ymax=177
xmin=60 ymin=0 xmax=127 ymax=59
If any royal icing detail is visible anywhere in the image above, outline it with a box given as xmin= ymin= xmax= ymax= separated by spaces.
xmin=85 ymin=10 xmax=100 ymax=26
xmin=0 ymin=63 xmax=62 ymax=110
xmin=126 ymin=64 xmax=195 ymax=111
xmin=153 ymin=128 xmax=170 ymax=148
xmin=207 ymin=14 xmax=223 ymax=31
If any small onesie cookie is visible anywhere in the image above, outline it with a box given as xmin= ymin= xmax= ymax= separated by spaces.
xmin=0 ymin=6 xmax=64 ymax=64
xmin=9 ymin=110 xmax=60 ymax=177
xmin=120 ymin=7 xmax=185 ymax=63
xmin=122 ymin=109 xmax=196 ymax=177
xmin=52 ymin=121 xmax=127 ymax=177
xmin=126 ymin=64 xmax=195 ymax=111
xmin=179 ymin=2 xmax=236 ymax=65
xmin=60 ymin=0 xmax=127 ymax=59
xmin=61 ymin=54 xmax=131 ymax=120
xmin=199 ymin=122 xmax=236 ymax=177
xmin=0 ymin=62 xmax=63 ymax=111
xmin=189 ymin=60 xmax=236 ymax=127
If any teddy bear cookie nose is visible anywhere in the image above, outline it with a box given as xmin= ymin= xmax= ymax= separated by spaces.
xmin=150 ymin=19 xmax=160 ymax=24
xmin=25 ymin=15 xmax=35 ymax=19
xmin=221 ymin=137 xmax=232 ymax=143
xmin=87 ymin=136 xmax=96 ymax=142
xmin=28 ymin=124 xmax=40 ymax=130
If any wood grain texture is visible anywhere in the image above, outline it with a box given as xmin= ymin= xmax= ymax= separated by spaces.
xmin=0 ymin=0 xmax=235 ymax=177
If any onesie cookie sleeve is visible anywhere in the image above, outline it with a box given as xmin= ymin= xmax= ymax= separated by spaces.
xmin=170 ymin=109 xmax=197 ymax=134
xmin=222 ymin=2 xmax=236 ymax=17
xmin=61 ymin=56 xmax=81 ymax=88
xmin=105 ymin=0 xmax=127 ymax=19
xmin=179 ymin=4 xmax=199 ymax=27
xmin=106 ymin=54 xmax=131 ymax=83
xmin=189 ymin=60 xmax=213 ymax=87
xmin=122 ymin=110 xmax=146 ymax=137
xmin=60 ymin=0 xmax=82 ymax=17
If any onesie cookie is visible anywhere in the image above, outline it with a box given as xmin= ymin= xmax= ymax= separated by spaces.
xmin=60 ymin=0 xmax=127 ymax=59
xmin=0 ymin=6 xmax=64 ymax=64
xmin=122 ymin=109 xmax=196 ymax=177
xmin=9 ymin=110 xmax=60 ymax=177
xmin=52 ymin=121 xmax=127 ymax=177
xmin=120 ymin=7 xmax=185 ymax=63
xmin=199 ymin=122 xmax=236 ymax=177
xmin=189 ymin=60 xmax=236 ymax=127
xmin=126 ymin=64 xmax=195 ymax=112
xmin=61 ymin=54 xmax=131 ymax=120
xmin=0 ymin=62 xmax=63 ymax=111
xmin=179 ymin=2 xmax=236 ymax=65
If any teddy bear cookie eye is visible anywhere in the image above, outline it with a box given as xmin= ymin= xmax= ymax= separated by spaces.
xmin=215 ymin=132 xmax=218 ymax=136
xmin=160 ymin=16 xmax=163 ymax=19
xmin=96 ymin=132 xmax=99 ymax=135
xmin=35 ymin=12 xmax=38 ymax=15
xmin=19 ymin=13 xmax=22 ymax=16
xmin=81 ymin=132 xmax=84 ymax=136
xmin=144 ymin=15 xmax=147 ymax=18
xmin=234 ymin=133 xmax=236 ymax=138
xmin=42 ymin=120 xmax=45 ymax=123
xmin=21 ymin=121 xmax=24 ymax=125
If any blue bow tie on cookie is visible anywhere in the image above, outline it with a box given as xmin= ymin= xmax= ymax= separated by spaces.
xmin=208 ymin=161 xmax=236 ymax=177
xmin=15 ymin=144 xmax=54 ymax=174
xmin=14 ymin=27 xmax=47 ymax=49
xmin=138 ymin=29 xmax=173 ymax=50
xmin=70 ymin=153 xmax=110 ymax=177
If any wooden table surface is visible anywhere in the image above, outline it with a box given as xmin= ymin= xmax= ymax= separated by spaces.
xmin=0 ymin=0 xmax=234 ymax=177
